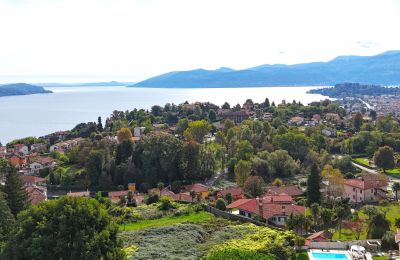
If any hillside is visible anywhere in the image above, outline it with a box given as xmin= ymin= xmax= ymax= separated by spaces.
xmin=0 ymin=83 xmax=52 ymax=97
xmin=131 ymin=50 xmax=400 ymax=88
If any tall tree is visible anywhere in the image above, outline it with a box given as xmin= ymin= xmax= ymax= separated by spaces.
xmin=307 ymin=164 xmax=321 ymax=205
xmin=97 ymin=116 xmax=103 ymax=132
xmin=234 ymin=160 xmax=251 ymax=187
xmin=184 ymin=120 xmax=212 ymax=143
xmin=3 ymin=171 xmax=29 ymax=216
xmin=353 ymin=112 xmax=363 ymax=131
xmin=243 ymin=176 xmax=264 ymax=198
xmin=1 ymin=197 xmax=124 ymax=259
xmin=374 ymin=145 xmax=395 ymax=173
xmin=208 ymin=109 xmax=217 ymax=122
xmin=0 ymin=192 xmax=14 ymax=245
xmin=367 ymin=213 xmax=390 ymax=239
xmin=393 ymin=182 xmax=400 ymax=201
xmin=181 ymin=141 xmax=201 ymax=180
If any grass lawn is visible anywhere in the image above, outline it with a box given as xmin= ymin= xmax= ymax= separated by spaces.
xmin=372 ymin=256 xmax=388 ymax=260
xmin=295 ymin=251 xmax=309 ymax=260
xmin=332 ymin=203 xmax=400 ymax=240
xmin=120 ymin=212 xmax=214 ymax=231
xmin=386 ymin=168 xmax=400 ymax=177
xmin=353 ymin=157 xmax=371 ymax=167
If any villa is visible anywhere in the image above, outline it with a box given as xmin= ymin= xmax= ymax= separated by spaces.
xmin=343 ymin=175 xmax=388 ymax=204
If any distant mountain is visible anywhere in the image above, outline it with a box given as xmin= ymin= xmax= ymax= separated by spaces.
xmin=0 ymin=83 xmax=52 ymax=97
xmin=131 ymin=51 xmax=400 ymax=88
xmin=40 ymin=81 xmax=130 ymax=87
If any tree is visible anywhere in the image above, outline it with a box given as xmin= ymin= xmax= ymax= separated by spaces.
xmin=361 ymin=205 xmax=379 ymax=220
xmin=321 ymin=165 xmax=344 ymax=198
xmin=264 ymin=97 xmax=270 ymax=108
xmin=307 ymin=164 xmax=321 ymax=205
xmin=381 ymin=231 xmax=396 ymax=251
xmin=234 ymin=160 xmax=251 ymax=187
xmin=235 ymin=140 xmax=254 ymax=160
xmin=221 ymin=102 xmax=230 ymax=109
xmin=3 ymin=170 xmax=29 ymax=216
xmin=208 ymin=109 xmax=217 ymax=122
xmin=310 ymin=203 xmax=320 ymax=226
xmin=272 ymin=178 xmax=283 ymax=187
xmin=343 ymin=219 xmax=364 ymax=240
xmin=353 ymin=112 xmax=363 ymax=131
xmin=184 ymin=120 xmax=212 ymax=143
xmin=181 ymin=141 xmax=201 ymax=180
xmin=215 ymin=198 xmax=227 ymax=211
xmin=117 ymin=127 xmax=132 ymax=143
xmin=272 ymin=132 xmax=313 ymax=161
xmin=393 ymin=182 xmax=400 ymax=201
xmin=367 ymin=213 xmax=390 ymax=239
xmin=225 ymin=193 xmax=233 ymax=204
xmin=97 ymin=116 xmax=103 ymax=132
xmin=374 ymin=145 xmax=395 ymax=173
xmin=0 ymin=192 xmax=14 ymax=245
xmin=267 ymin=150 xmax=300 ymax=178
xmin=1 ymin=197 xmax=124 ymax=259
xmin=335 ymin=206 xmax=347 ymax=239
xmin=151 ymin=105 xmax=162 ymax=116
xmin=243 ymin=176 xmax=264 ymax=198
xmin=320 ymin=207 xmax=334 ymax=230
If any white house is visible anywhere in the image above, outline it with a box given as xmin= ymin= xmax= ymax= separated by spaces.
xmin=12 ymin=144 xmax=29 ymax=155
xmin=134 ymin=127 xmax=146 ymax=137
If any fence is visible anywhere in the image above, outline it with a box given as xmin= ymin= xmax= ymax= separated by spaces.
xmin=309 ymin=240 xmax=381 ymax=253
xmin=204 ymin=205 xmax=284 ymax=230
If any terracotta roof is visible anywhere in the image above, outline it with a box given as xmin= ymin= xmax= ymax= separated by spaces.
xmin=217 ymin=187 xmax=243 ymax=197
xmin=67 ymin=191 xmax=90 ymax=197
xmin=227 ymin=199 xmax=253 ymax=209
xmin=174 ymin=192 xmax=196 ymax=202
xmin=13 ymin=144 xmax=26 ymax=148
xmin=21 ymin=175 xmax=47 ymax=184
xmin=26 ymin=186 xmax=46 ymax=205
xmin=108 ymin=190 xmax=129 ymax=198
xmin=344 ymin=178 xmax=387 ymax=190
xmin=265 ymin=185 xmax=303 ymax=196
xmin=184 ymin=183 xmax=209 ymax=193
xmin=160 ymin=189 xmax=176 ymax=197
xmin=263 ymin=193 xmax=294 ymax=204
xmin=262 ymin=204 xmax=305 ymax=219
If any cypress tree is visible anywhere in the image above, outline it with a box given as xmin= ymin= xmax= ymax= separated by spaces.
xmin=3 ymin=171 xmax=29 ymax=216
xmin=307 ymin=163 xmax=321 ymax=205
xmin=0 ymin=192 xmax=14 ymax=243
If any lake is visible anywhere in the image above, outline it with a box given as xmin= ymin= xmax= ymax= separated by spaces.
xmin=0 ymin=86 xmax=328 ymax=144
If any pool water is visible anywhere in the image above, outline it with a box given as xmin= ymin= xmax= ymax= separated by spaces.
xmin=311 ymin=252 xmax=349 ymax=260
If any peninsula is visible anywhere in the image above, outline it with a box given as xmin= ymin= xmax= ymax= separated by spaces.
xmin=0 ymin=83 xmax=52 ymax=97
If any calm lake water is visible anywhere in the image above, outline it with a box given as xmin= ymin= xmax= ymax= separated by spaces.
xmin=0 ymin=86 xmax=328 ymax=144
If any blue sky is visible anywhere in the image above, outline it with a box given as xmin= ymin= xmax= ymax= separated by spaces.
xmin=0 ymin=0 xmax=400 ymax=83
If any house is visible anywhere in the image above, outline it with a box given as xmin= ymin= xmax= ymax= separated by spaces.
xmin=174 ymin=192 xmax=197 ymax=203
xmin=325 ymin=113 xmax=341 ymax=124
xmin=26 ymin=186 xmax=47 ymax=204
xmin=289 ymin=116 xmax=304 ymax=126
xmin=219 ymin=110 xmax=250 ymax=124
xmin=12 ymin=144 xmax=29 ymax=155
xmin=322 ymin=127 xmax=336 ymax=137
xmin=133 ymin=127 xmax=146 ymax=137
xmin=108 ymin=190 xmax=130 ymax=203
xmin=67 ymin=190 xmax=90 ymax=197
xmin=227 ymin=194 xmax=305 ymax=226
xmin=305 ymin=230 xmax=333 ymax=246
xmin=265 ymin=185 xmax=303 ymax=197
xmin=262 ymin=113 xmax=273 ymax=121
xmin=42 ymin=131 xmax=69 ymax=144
xmin=217 ymin=187 xmax=244 ymax=201
xmin=21 ymin=175 xmax=47 ymax=187
xmin=29 ymin=157 xmax=56 ymax=174
xmin=182 ymin=183 xmax=209 ymax=198
xmin=312 ymin=114 xmax=322 ymax=124
xmin=0 ymin=146 xmax=6 ymax=154
xmin=9 ymin=155 xmax=28 ymax=167
xmin=50 ymin=138 xmax=83 ymax=153
xmin=31 ymin=143 xmax=47 ymax=153
xmin=343 ymin=175 xmax=388 ymax=204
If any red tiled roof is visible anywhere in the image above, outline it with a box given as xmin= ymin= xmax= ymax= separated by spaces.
xmin=174 ymin=192 xmax=196 ymax=202
xmin=67 ymin=191 xmax=90 ymax=197
xmin=217 ymin=187 xmax=244 ymax=197
xmin=21 ymin=175 xmax=47 ymax=184
xmin=26 ymin=186 xmax=46 ymax=205
xmin=184 ymin=183 xmax=209 ymax=193
xmin=263 ymin=193 xmax=294 ymax=204
xmin=160 ymin=189 xmax=176 ymax=197
xmin=344 ymin=178 xmax=387 ymax=190
xmin=265 ymin=185 xmax=303 ymax=196
xmin=227 ymin=199 xmax=253 ymax=209
xmin=108 ymin=190 xmax=129 ymax=198
xmin=13 ymin=144 xmax=26 ymax=148
xmin=262 ymin=204 xmax=305 ymax=219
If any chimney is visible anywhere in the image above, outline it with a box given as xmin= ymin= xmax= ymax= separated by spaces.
xmin=257 ymin=197 xmax=263 ymax=218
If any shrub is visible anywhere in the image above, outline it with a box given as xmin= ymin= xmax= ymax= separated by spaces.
xmin=146 ymin=193 xmax=159 ymax=205
xmin=381 ymin=231 xmax=396 ymax=251
xmin=158 ymin=196 xmax=177 ymax=211
xmin=205 ymin=248 xmax=272 ymax=260
xmin=215 ymin=198 xmax=226 ymax=211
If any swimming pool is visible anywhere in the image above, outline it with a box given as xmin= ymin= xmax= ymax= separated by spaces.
xmin=311 ymin=252 xmax=349 ymax=260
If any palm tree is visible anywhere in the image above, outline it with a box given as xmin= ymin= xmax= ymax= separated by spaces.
xmin=393 ymin=182 xmax=400 ymax=201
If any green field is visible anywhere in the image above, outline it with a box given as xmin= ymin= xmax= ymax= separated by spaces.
xmin=120 ymin=212 xmax=214 ymax=231
xmin=386 ymin=168 xmax=400 ymax=176
xmin=332 ymin=203 xmax=400 ymax=240
xmin=353 ymin=157 xmax=371 ymax=167
xmin=372 ymin=256 xmax=388 ymax=260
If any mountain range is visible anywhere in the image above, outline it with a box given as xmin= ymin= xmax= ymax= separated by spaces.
xmin=131 ymin=51 xmax=400 ymax=88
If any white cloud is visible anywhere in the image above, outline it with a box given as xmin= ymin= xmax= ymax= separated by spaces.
xmin=0 ymin=0 xmax=399 ymax=82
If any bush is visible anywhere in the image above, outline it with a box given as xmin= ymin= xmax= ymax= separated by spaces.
xmin=146 ymin=193 xmax=159 ymax=205
xmin=381 ymin=231 xmax=396 ymax=251
xmin=205 ymin=248 xmax=272 ymax=260
xmin=158 ymin=196 xmax=177 ymax=211
xmin=215 ymin=198 xmax=226 ymax=211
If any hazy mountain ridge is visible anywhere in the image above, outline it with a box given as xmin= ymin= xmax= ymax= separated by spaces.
xmin=131 ymin=51 xmax=400 ymax=88
xmin=0 ymin=83 xmax=52 ymax=97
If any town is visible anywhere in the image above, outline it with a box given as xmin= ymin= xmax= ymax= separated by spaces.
xmin=1 ymin=93 xmax=400 ymax=259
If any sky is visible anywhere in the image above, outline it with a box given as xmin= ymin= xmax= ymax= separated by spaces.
xmin=0 ymin=0 xmax=400 ymax=83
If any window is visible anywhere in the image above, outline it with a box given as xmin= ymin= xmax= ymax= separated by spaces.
xmin=360 ymin=190 xmax=362 ymax=194
xmin=353 ymin=195 xmax=355 ymax=199
xmin=353 ymin=187 xmax=356 ymax=192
